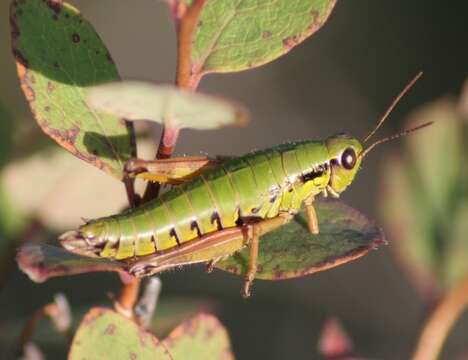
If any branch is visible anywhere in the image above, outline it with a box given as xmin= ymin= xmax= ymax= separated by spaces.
xmin=144 ymin=0 xmax=205 ymax=199
xmin=117 ymin=0 xmax=207 ymax=317
xmin=115 ymin=272 xmax=141 ymax=319
xmin=175 ymin=0 xmax=206 ymax=89
xmin=412 ymin=276 xmax=468 ymax=360
xmin=115 ymin=157 xmax=140 ymax=319
xmin=17 ymin=294 xmax=72 ymax=354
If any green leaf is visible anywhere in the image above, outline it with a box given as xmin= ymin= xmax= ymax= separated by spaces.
xmin=0 ymin=298 xmax=216 ymax=356
xmin=148 ymin=297 xmax=216 ymax=337
xmin=10 ymin=0 xmax=135 ymax=180
xmin=380 ymin=155 xmax=437 ymax=297
xmin=216 ymin=199 xmax=385 ymax=279
xmin=87 ymin=82 xmax=249 ymax=130
xmin=444 ymin=202 xmax=468 ymax=288
xmin=380 ymin=99 xmax=467 ymax=298
xmin=406 ymin=101 xmax=463 ymax=222
xmin=69 ymin=307 xmax=171 ymax=360
xmin=160 ymin=313 xmax=234 ymax=360
xmin=17 ymin=243 xmax=126 ymax=283
xmin=190 ymin=0 xmax=337 ymax=76
xmin=69 ymin=308 xmax=234 ymax=360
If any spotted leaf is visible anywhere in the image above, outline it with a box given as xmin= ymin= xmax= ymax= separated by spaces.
xmin=10 ymin=0 xmax=135 ymax=179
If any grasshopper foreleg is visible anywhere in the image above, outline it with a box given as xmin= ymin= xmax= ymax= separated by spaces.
xmin=206 ymin=257 xmax=222 ymax=273
xmin=242 ymin=212 xmax=294 ymax=298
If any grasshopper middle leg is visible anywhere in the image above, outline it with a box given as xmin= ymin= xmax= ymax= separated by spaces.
xmin=304 ymin=196 xmax=320 ymax=235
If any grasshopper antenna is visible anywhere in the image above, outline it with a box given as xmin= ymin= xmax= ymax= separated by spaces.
xmin=362 ymin=71 xmax=423 ymax=143
xmin=360 ymin=121 xmax=433 ymax=159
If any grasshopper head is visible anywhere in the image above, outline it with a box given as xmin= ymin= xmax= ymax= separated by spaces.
xmin=324 ymin=73 xmax=433 ymax=196
xmin=325 ymin=134 xmax=363 ymax=195
xmin=59 ymin=219 xmax=107 ymax=257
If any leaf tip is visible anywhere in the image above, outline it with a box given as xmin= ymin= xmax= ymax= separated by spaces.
xmin=16 ymin=243 xmax=48 ymax=283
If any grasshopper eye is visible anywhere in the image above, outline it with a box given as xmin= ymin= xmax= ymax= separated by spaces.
xmin=341 ymin=148 xmax=356 ymax=170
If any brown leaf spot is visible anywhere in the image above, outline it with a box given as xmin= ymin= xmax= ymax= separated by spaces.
xmin=308 ymin=10 xmax=323 ymax=33
xmin=36 ymin=119 xmax=114 ymax=176
xmin=46 ymin=0 xmax=62 ymax=15
xmin=72 ymin=33 xmax=80 ymax=43
xmin=10 ymin=14 xmax=20 ymax=40
xmin=282 ymin=35 xmax=300 ymax=50
xmin=262 ymin=31 xmax=272 ymax=39
xmin=103 ymin=323 xmax=116 ymax=335
xmin=44 ymin=106 xmax=51 ymax=112
xmin=12 ymin=48 xmax=29 ymax=68
xmin=53 ymin=62 xmax=60 ymax=69
xmin=257 ymin=264 xmax=264 ymax=273
xmin=203 ymin=323 xmax=216 ymax=341
xmin=310 ymin=10 xmax=320 ymax=22
xmin=129 ymin=352 xmax=137 ymax=360
xmin=46 ymin=125 xmax=80 ymax=146
xmin=272 ymin=264 xmax=284 ymax=279
xmin=81 ymin=308 xmax=105 ymax=326
xmin=105 ymin=51 xmax=114 ymax=64
xmin=16 ymin=63 xmax=35 ymax=102
xmin=226 ymin=265 xmax=238 ymax=274
xmin=47 ymin=81 xmax=56 ymax=93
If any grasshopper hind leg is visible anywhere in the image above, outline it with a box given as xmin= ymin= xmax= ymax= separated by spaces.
xmin=129 ymin=213 xmax=293 ymax=298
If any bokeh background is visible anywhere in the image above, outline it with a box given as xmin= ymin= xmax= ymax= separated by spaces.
xmin=0 ymin=1 xmax=467 ymax=359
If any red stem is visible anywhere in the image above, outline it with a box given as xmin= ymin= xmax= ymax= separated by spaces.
xmin=116 ymin=0 xmax=206 ymax=319
xmin=144 ymin=0 xmax=205 ymax=198
xmin=412 ymin=276 xmax=468 ymax=360
xmin=175 ymin=0 xmax=206 ymax=89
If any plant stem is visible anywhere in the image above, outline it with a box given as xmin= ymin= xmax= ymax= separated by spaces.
xmin=143 ymin=126 xmax=180 ymax=200
xmin=115 ymin=272 xmax=141 ymax=319
xmin=175 ymin=0 xmax=206 ymax=89
xmin=17 ymin=294 xmax=71 ymax=354
xmin=412 ymin=276 xmax=468 ymax=360
xmin=117 ymin=0 xmax=206 ymax=320
xmin=143 ymin=0 xmax=205 ymax=198
xmin=115 ymin=166 xmax=140 ymax=319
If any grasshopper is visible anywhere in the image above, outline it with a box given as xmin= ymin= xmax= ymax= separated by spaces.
xmin=59 ymin=73 xmax=431 ymax=297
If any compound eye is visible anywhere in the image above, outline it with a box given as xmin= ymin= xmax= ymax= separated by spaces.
xmin=341 ymin=148 xmax=356 ymax=170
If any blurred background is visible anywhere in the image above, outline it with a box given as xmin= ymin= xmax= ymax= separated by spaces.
xmin=0 ymin=0 xmax=467 ymax=359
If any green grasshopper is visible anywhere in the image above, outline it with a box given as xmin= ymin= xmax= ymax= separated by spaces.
xmin=59 ymin=73 xmax=431 ymax=297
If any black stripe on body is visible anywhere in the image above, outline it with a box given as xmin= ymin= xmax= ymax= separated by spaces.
xmin=144 ymin=208 xmax=159 ymax=251
xmin=200 ymin=174 xmax=224 ymax=230
xmin=244 ymin=155 xmax=275 ymax=217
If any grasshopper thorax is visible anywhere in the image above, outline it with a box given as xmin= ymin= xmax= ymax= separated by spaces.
xmin=325 ymin=134 xmax=363 ymax=195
